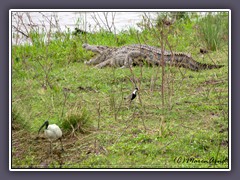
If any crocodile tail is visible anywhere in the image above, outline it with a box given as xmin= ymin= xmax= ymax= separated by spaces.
xmin=198 ymin=63 xmax=224 ymax=70
xmin=173 ymin=55 xmax=224 ymax=71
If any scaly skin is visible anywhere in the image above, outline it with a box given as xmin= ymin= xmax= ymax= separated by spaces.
xmin=83 ymin=44 xmax=224 ymax=71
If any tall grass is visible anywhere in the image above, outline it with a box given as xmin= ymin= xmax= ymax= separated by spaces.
xmin=197 ymin=12 xmax=228 ymax=51
xmin=62 ymin=105 xmax=93 ymax=134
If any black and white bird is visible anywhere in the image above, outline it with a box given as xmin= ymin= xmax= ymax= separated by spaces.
xmin=38 ymin=120 xmax=64 ymax=155
xmin=124 ymin=87 xmax=138 ymax=102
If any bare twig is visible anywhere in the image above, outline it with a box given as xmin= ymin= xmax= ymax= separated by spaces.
xmin=96 ymin=101 xmax=101 ymax=130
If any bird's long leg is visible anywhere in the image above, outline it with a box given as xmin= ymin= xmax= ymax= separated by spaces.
xmin=49 ymin=141 xmax=53 ymax=157
xmin=59 ymin=138 xmax=64 ymax=152
xmin=128 ymin=99 xmax=132 ymax=108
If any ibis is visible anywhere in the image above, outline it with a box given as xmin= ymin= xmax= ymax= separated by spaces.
xmin=38 ymin=120 xmax=64 ymax=155
xmin=124 ymin=87 xmax=138 ymax=102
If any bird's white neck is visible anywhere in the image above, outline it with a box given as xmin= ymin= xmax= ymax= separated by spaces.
xmin=133 ymin=89 xmax=138 ymax=94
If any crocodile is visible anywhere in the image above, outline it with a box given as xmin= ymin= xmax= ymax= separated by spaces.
xmin=83 ymin=43 xmax=224 ymax=71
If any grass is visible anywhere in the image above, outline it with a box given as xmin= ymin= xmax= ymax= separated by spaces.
xmin=11 ymin=12 xmax=229 ymax=169
xmin=196 ymin=12 xmax=229 ymax=51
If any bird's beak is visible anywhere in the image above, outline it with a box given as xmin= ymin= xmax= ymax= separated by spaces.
xmin=38 ymin=121 xmax=47 ymax=135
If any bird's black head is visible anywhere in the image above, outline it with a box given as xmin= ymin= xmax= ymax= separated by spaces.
xmin=44 ymin=120 xmax=49 ymax=127
xmin=38 ymin=120 xmax=49 ymax=135
xmin=135 ymin=87 xmax=139 ymax=91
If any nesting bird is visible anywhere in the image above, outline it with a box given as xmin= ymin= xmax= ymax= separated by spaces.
xmin=124 ymin=87 xmax=138 ymax=102
xmin=38 ymin=120 xmax=64 ymax=155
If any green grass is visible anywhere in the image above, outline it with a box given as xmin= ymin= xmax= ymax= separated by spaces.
xmin=11 ymin=14 xmax=229 ymax=169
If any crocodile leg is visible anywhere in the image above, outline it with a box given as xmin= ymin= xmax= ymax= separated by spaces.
xmin=85 ymin=54 xmax=107 ymax=65
xmin=95 ymin=58 xmax=113 ymax=68
xmin=123 ymin=51 xmax=143 ymax=67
